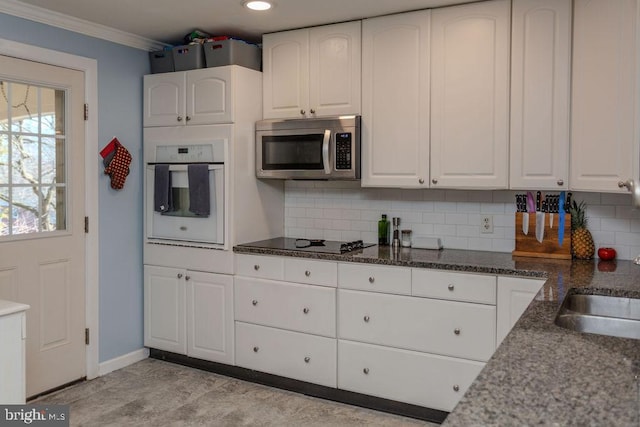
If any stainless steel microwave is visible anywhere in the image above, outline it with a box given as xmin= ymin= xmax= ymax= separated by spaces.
xmin=256 ymin=115 xmax=361 ymax=180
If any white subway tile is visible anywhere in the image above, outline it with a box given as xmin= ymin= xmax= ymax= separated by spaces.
xmin=324 ymin=208 xmax=342 ymax=219
xmin=588 ymin=205 xmax=616 ymax=218
xmin=600 ymin=193 xmax=629 ymax=205
xmin=456 ymin=202 xmax=481 ymax=213
xmin=410 ymin=223 xmax=435 ymax=235
xmin=341 ymin=209 xmax=361 ymax=220
xmin=443 ymin=236 xmax=469 ymax=250
xmin=480 ymin=203 xmax=506 ymax=214
xmin=468 ymin=238 xmax=493 ymax=251
xmin=614 ymin=231 xmax=640 ymax=246
xmin=423 ymin=212 xmax=446 ymax=224
xmin=445 ymin=213 xmax=468 ymax=225
xmin=434 ymin=224 xmax=457 ymax=236
xmin=331 ymin=219 xmax=351 ymax=230
xmin=492 ymin=239 xmax=515 ymax=252
xmin=600 ymin=218 xmax=630 ymax=232
xmin=457 ymin=225 xmax=480 ymax=237
xmin=435 ymin=202 xmax=458 ymax=213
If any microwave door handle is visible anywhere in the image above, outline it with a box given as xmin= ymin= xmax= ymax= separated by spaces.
xmin=322 ymin=130 xmax=331 ymax=175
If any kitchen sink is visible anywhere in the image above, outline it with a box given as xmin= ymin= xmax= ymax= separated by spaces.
xmin=554 ymin=293 xmax=640 ymax=340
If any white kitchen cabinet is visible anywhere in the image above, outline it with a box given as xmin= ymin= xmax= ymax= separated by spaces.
xmin=510 ymin=0 xmax=572 ymax=190
xmin=236 ymin=321 xmax=337 ymax=388
xmin=361 ymin=10 xmax=431 ymax=188
xmin=411 ymin=269 xmax=496 ymax=305
xmin=338 ymin=263 xmax=412 ymax=295
xmin=144 ymin=265 xmax=234 ymax=364
xmin=338 ymin=340 xmax=484 ymax=412
xmin=143 ymin=66 xmax=235 ymax=127
xmin=430 ymin=0 xmax=511 ymax=189
xmin=496 ymin=276 xmax=545 ymax=345
xmin=0 ymin=301 xmax=29 ymax=404
xmin=262 ymin=21 xmax=361 ymax=119
xmin=234 ymin=277 xmax=336 ymax=337
xmin=235 ymin=254 xmax=284 ymax=281
xmin=338 ymin=289 xmax=496 ymax=362
xmin=570 ymin=0 xmax=640 ymax=192
xmin=284 ymin=258 xmax=337 ymax=287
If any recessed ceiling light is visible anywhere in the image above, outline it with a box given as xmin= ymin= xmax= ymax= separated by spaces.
xmin=244 ymin=1 xmax=273 ymax=11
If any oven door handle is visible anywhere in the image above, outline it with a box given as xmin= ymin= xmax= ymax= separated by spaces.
xmin=146 ymin=164 xmax=223 ymax=172
xmin=322 ymin=129 xmax=331 ymax=175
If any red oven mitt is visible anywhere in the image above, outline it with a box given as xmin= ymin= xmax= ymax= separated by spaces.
xmin=104 ymin=141 xmax=132 ymax=190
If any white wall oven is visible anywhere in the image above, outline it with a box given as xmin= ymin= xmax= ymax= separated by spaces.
xmin=144 ymin=127 xmax=226 ymax=247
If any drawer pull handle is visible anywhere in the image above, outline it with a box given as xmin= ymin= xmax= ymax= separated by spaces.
xmin=454 ymin=328 xmax=461 ymax=335
xmin=453 ymin=384 xmax=460 ymax=392
xmin=252 ymin=300 xmax=258 ymax=306
xmin=185 ymin=275 xmax=191 ymax=281
xmin=305 ymin=270 xmax=311 ymax=277
xmin=253 ymin=346 xmax=259 ymax=353
xmin=303 ymin=307 xmax=309 ymax=314
xmin=304 ymin=356 xmax=310 ymax=363
xmin=448 ymin=284 xmax=454 ymax=291
xmin=254 ymin=265 xmax=260 ymax=271
xmin=368 ymin=277 xmax=375 ymax=284
xmin=364 ymin=315 xmax=370 ymax=323
xmin=363 ymin=368 xmax=370 ymax=375
xmin=177 ymin=273 xmax=183 ymax=279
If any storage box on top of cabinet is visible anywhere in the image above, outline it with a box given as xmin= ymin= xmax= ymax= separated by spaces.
xmin=172 ymin=44 xmax=205 ymax=71
xmin=204 ymin=39 xmax=261 ymax=71
xmin=149 ymin=49 xmax=174 ymax=74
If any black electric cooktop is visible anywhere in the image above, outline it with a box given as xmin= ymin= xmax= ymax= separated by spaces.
xmin=238 ymin=237 xmax=376 ymax=254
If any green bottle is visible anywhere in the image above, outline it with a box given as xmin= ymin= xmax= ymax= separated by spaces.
xmin=378 ymin=214 xmax=389 ymax=246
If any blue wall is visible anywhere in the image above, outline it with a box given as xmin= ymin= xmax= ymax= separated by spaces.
xmin=0 ymin=13 xmax=148 ymax=362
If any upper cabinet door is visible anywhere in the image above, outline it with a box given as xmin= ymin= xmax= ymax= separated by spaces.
xmin=430 ymin=0 xmax=511 ymax=189
xmin=570 ymin=0 xmax=639 ymax=192
xmin=309 ymin=21 xmax=362 ymax=117
xmin=186 ymin=67 xmax=234 ymax=125
xmin=143 ymin=72 xmax=185 ymax=127
xmin=361 ymin=11 xmax=431 ymax=188
xmin=262 ymin=29 xmax=310 ymax=119
xmin=510 ymin=0 xmax=571 ymax=190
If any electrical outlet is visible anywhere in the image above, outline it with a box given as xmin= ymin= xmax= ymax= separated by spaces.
xmin=481 ymin=215 xmax=493 ymax=234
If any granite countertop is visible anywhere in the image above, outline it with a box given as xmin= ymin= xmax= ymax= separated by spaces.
xmin=234 ymin=238 xmax=640 ymax=426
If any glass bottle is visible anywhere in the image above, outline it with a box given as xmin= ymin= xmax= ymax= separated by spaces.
xmin=378 ymin=214 xmax=389 ymax=245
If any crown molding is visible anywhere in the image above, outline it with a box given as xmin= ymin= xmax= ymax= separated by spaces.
xmin=0 ymin=0 xmax=168 ymax=51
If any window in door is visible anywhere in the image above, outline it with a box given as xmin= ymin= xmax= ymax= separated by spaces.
xmin=0 ymin=80 xmax=66 ymax=237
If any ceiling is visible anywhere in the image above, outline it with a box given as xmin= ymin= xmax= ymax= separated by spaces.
xmin=15 ymin=0 xmax=475 ymax=46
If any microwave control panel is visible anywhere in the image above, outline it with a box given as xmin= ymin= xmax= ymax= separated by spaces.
xmin=335 ymin=133 xmax=352 ymax=170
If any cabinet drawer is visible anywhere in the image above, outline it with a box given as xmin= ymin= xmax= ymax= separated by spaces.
xmin=235 ymin=277 xmax=336 ymax=337
xmin=235 ymin=254 xmax=284 ymax=280
xmin=338 ymin=263 xmax=411 ymax=295
xmin=338 ymin=289 xmax=496 ymax=361
xmin=412 ymin=269 xmax=497 ymax=305
xmin=235 ymin=322 xmax=337 ymax=388
xmin=338 ymin=340 xmax=484 ymax=412
xmin=284 ymin=258 xmax=337 ymax=287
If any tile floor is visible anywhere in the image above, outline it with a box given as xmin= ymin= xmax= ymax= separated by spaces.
xmin=35 ymin=358 xmax=439 ymax=426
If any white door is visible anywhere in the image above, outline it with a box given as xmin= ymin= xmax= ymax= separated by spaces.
xmin=186 ymin=67 xmax=234 ymax=125
xmin=0 ymin=55 xmax=86 ymax=397
xmin=143 ymin=72 xmax=185 ymax=127
xmin=430 ymin=0 xmax=511 ymax=189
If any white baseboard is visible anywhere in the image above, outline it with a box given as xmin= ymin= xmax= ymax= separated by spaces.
xmin=98 ymin=348 xmax=149 ymax=377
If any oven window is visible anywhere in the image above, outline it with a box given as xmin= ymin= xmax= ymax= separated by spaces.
xmin=262 ymin=134 xmax=324 ymax=170
xmin=161 ymin=187 xmax=199 ymax=218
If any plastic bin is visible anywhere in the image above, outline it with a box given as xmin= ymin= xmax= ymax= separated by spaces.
xmin=204 ymin=39 xmax=261 ymax=71
xmin=172 ymin=44 xmax=205 ymax=71
xmin=149 ymin=50 xmax=174 ymax=74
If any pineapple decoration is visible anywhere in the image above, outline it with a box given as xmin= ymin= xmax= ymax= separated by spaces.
xmin=569 ymin=200 xmax=595 ymax=259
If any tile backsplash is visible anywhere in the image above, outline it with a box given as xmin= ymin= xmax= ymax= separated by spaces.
xmin=284 ymin=181 xmax=640 ymax=260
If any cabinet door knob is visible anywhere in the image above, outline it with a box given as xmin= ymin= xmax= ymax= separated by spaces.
xmin=454 ymin=328 xmax=461 ymax=335
xmin=363 ymin=368 xmax=370 ymax=374
xmin=303 ymin=307 xmax=309 ymax=314
xmin=254 ymin=264 xmax=260 ymax=271
xmin=304 ymin=356 xmax=311 ymax=363
xmin=305 ymin=270 xmax=311 ymax=277
xmin=448 ymin=284 xmax=454 ymax=291
xmin=300 ymin=109 xmax=306 ymax=115
xmin=252 ymin=299 xmax=258 ymax=306
xmin=179 ymin=226 xmax=187 ymax=231
xmin=177 ymin=273 xmax=183 ymax=279
xmin=419 ymin=178 xmax=425 ymax=184
xmin=453 ymin=384 xmax=460 ymax=392
xmin=557 ymin=179 xmax=564 ymax=186
xmin=253 ymin=346 xmax=259 ymax=353
xmin=177 ymin=116 xmax=183 ymax=122
xmin=432 ymin=178 xmax=438 ymax=185
xmin=185 ymin=275 xmax=191 ymax=281
xmin=310 ymin=108 xmax=316 ymax=114
xmin=363 ymin=315 xmax=370 ymax=323
xmin=368 ymin=277 xmax=375 ymax=284
xmin=185 ymin=116 xmax=191 ymax=122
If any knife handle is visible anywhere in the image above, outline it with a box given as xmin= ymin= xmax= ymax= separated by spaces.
xmin=565 ymin=192 xmax=572 ymax=212
xmin=536 ymin=191 xmax=541 ymax=211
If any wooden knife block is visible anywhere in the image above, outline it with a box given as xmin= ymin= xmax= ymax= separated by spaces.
xmin=512 ymin=212 xmax=572 ymax=259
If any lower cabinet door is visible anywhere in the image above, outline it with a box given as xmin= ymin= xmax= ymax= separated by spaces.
xmin=186 ymin=271 xmax=234 ymax=364
xmin=338 ymin=340 xmax=484 ymax=412
xmin=235 ymin=322 xmax=337 ymax=387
